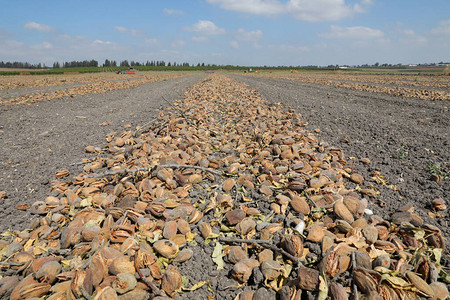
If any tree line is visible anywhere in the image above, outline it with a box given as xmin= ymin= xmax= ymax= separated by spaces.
xmin=54 ymin=59 xmax=197 ymax=68
xmin=0 ymin=61 xmax=48 ymax=69
xmin=101 ymin=60 xmax=195 ymax=68
xmin=0 ymin=59 xmax=207 ymax=69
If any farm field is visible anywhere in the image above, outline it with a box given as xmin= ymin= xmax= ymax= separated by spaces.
xmin=0 ymin=72 xmax=448 ymax=299
xmin=0 ymin=71 xmax=193 ymax=105
xmin=248 ymin=70 xmax=450 ymax=101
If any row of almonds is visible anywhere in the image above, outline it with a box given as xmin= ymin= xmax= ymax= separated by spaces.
xmin=0 ymin=72 xmax=190 ymax=105
xmin=0 ymin=75 xmax=448 ymax=299
xmin=271 ymin=72 xmax=450 ymax=89
xmin=251 ymin=72 xmax=450 ymax=101
xmin=0 ymin=73 xmax=111 ymax=91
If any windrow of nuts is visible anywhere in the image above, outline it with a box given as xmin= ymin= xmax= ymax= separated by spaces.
xmin=0 ymin=72 xmax=190 ymax=106
xmin=0 ymin=75 xmax=448 ymax=300
xmin=251 ymin=72 xmax=450 ymax=101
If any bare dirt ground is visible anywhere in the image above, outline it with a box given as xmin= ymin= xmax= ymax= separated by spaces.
xmin=0 ymin=74 xmax=206 ymax=232
xmin=232 ymin=74 xmax=449 ymax=239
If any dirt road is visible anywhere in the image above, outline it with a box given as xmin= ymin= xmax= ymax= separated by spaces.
xmin=0 ymin=74 xmax=205 ymax=231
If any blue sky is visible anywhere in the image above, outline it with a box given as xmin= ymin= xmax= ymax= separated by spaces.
xmin=0 ymin=0 xmax=449 ymax=66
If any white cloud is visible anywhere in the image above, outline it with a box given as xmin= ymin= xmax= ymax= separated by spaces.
xmin=114 ymin=26 xmax=146 ymax=37
xmin=0 ymin=32 xmax=126 ymax=65
xmin=392 ymin=23 xmax=427 ymax=44
xmin=430 ymin=19 xmax=450 ymax=36
xmin=163 ymin=8 xmax=184 ymax=15
xmin=92 ymin=40 xmax=112 ymax=45
xmin=31 ymin=41 xmax=53 ymax=50
xmin=192 ymin=36 xmax=208 ymax=42
xmin=145 ymin=38 xmax=161 ymax=46
xmin=402 ymin=29 xmax=415 ymax=36
xmin=320 ymin=25 xmax=384 ymax=39
xmin=207 ymin=0 xmax=371 ymax=22
xmin=171 ymin=39 xmax=186 ymax=48
xmin=230 ymin=40 xmax=240 ymax=49
xmin=287 ymin=0 xmax=359 ymax=22
xmin=206 ymin=0 xmax=284 ymax=15
xmin=24 ymin=21 xmax=56 ymax=33
xmin=114 ymin=26 xmax=127 ymax=33
xmin=184 ymin=20 xmax=226 ymax=35
xmin=236 ymin=29 xmax=263 ymax=42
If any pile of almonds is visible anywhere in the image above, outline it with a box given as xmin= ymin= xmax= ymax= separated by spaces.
xmin=252 ymin=72 xmax=450 ymax=101
xmin=0 ymin=72 xmax=190 ymax=106
xmin=0 ymin=75 xmax=448 ymax=299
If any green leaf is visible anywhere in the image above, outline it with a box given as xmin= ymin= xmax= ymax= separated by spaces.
xmin=183 ymin=280 xmax=209 ymax=291
xmin=439 ymin=269 xmax=450 ymax=283
xmin=220 ymin=225 xmax=233 ymax=232
xmin=212 ymin=242 xmax=224 ymax=270
xmin=182 ymin=276 xmax=189 ymax=286
xmin=205 ymin=233 xmax=220 ymax=244
xmin=147 ymin=232 xmax=161 ymax=244
xmin=175 ymin=276 xmax=190 ymax=294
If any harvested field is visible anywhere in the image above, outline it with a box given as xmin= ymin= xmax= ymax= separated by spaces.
xmin=250 ymin=71 xmax=450 ymax=101
xmin=0 ymin=73 xmax=448 ymax=299
xmin=0 ymin=74 xmax=205 ymax=231
xmin=0 ymin=71 xmax=192 ymax=105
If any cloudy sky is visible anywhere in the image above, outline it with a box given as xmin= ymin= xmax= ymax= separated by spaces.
xmin=0 ymin=0 xmax=449 ymax=66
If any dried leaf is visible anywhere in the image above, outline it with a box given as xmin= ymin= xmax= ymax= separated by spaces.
xmin=212 ymin=242 xmax=224 ymax=270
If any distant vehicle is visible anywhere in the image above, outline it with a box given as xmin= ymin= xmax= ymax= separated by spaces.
xmin=117 ymin=67 xmax=135 ymax=74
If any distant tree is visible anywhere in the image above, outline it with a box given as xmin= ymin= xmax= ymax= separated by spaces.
xmin=103 ymin=59 xmax=111 ymax=67
xmin=52 ymin=62 xmax=61 ymax=68
xmin=120 ymin=60 xmax=130 ymax=67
